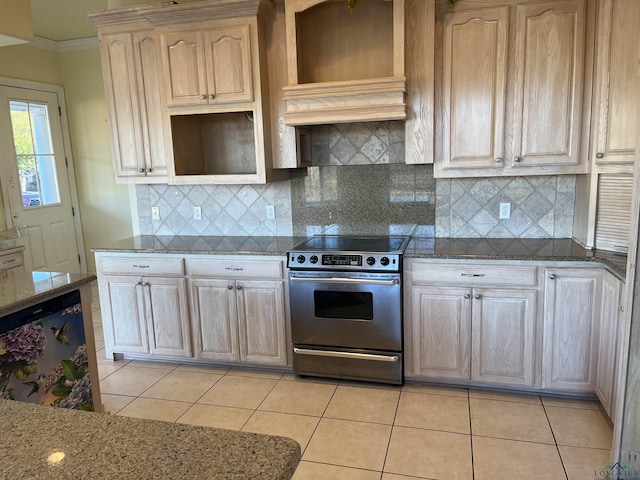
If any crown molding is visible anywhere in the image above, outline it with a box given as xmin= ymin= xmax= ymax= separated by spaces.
xmin=30 ymin=36 xmax=98 ymax=52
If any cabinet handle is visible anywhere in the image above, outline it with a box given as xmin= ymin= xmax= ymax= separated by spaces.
xmin=464 ymin=293 xmax=470 ymax=299
xmin=474 ymin=294 xmax=482 ymax=300
xmin=208 ymin=94 xmax=214 ymax=100
xmin=461 ymin=273 xmax=484 ymax=277
xmin=514 ymin=156 xmax=522 ymax=163
xmin=596 ymin=152 xmax=604 ymax=159
xmin=227 ymin=284 xmax=233 ymax=290
xmin=236 ymin=285 xmax=243 ymax=290
xmin=549 ymin=274 xmax=556 ymax=280
xmin=495 ymin=157 xmax=503 ymax=163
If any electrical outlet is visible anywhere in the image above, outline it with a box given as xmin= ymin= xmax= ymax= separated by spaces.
xmin=499 ymin=202 xmax=511 ymax=219
xmin=151 ymin=206 xmax=160 ymax=220
xmin=266 ymin=205 xmax=276 ymax=220
xmin=193 ymin=206 xmax=202 ymax=220
xmin=627 ymin=450 xmax=640 ymax=465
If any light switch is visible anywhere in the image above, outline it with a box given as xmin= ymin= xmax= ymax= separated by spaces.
xmin=193 ymin=206 xmax=202 ymax=220
xmin=266 ymin=205 xmax=276 ymax=220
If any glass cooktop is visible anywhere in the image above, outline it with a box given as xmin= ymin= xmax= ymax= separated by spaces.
xmin=292 ymin=235 xmax=411 ymax=253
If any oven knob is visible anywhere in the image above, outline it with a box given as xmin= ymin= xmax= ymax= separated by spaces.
xmin=380 ymin=256 xmax=390 ymax=266
xmin=310 ymin=255 xmax=319 ymax=264
xmin=296 ymin=255 xmax=306 ymax=264
xmin=366 ymin=256 xmax=376 ymax=266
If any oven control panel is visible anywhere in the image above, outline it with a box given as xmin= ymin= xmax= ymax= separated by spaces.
xmin=287 ymin=252 xmax=401 ymax=272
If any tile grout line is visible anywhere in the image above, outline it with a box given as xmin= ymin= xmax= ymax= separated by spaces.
xmin=237 ymin=371 xmax=284 ymax=432
xmin=541 ymin=397 xmax=570 ymax=480
xmin=379 ymin=385 xmax=402 ymax=478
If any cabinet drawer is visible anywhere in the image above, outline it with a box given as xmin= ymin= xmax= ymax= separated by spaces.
xmin=412 ymin=263 xmax=537 ymax=287
xmin=100 ymin=256 xmax=185 ymax=276
xmin=0 ymin=252 xmax=23 ymax=271
xmin=187 ymin=258 xmax=283 ymax=279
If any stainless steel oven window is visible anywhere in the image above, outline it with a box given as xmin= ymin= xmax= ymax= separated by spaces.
xmin=314 ymin=290 xmax=373 ymax=320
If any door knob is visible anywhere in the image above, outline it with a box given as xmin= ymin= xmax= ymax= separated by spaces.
xmin=464 ymin=293 xmax=470 ymax=299
xmin=236 ymin=285 xmax=243 ymax=290
xmin=12 ymin=213 xmax=18 ymax=219
xmin=474 ymin=294 xmax=481 ymax=300
xmin=596 ymin=152 xmax=604 ymax=159
xmin=227 ymin=284 xmax=233 ymax=290
xmin=549 ymin=274 xmax=556 ymax=280
xmin=514 ymin=156 xmax=522 ymax=163
xmin=208 ymin=94 xmax=214 ymax=100
xmin=495 ymin=157 xmax=503 ymax=163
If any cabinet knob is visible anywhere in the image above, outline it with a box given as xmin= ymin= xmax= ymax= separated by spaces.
xmin=495 ymin=157 xmax=503 ymax=163
xmin=474 ymin=294 xmax=481 ymax=300
xmin=227 ymin=284 xmax=233 ymax=290
xmin=146 ymin=168 xmax=152 ymax=173
xmin=200 ymin=94 xmax=206 ymax=100
xmin=464 ymin=293 xmax=470 ymax=299
xmin=596 ymin=152 xmax=604 ymax=159
xmin=139 ymin=168 xmax=145 ymax=173
xmin=236 ymin=285 xmax=243 ymax=290
xmin=549 ymin=274 xmax=556 ymax=280
xmin=514 ymin=156 xmax=522 ymax=163
xmin=208 ymin=94 xmax=214 ymax=100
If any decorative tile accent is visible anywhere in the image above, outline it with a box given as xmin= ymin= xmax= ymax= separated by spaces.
xmin=310 ymin=121 xmax=405 ymax=165
xmin=435 ymin=176 xmax=575 ymax=238
xmin=136 ymin=182 xmax=293 ymax=236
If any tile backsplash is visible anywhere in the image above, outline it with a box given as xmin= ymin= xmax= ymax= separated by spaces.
xmin=435 ymin=176 xmax=575 ymax=238
xmin=135 ymin=122 xmax=576 ymax=240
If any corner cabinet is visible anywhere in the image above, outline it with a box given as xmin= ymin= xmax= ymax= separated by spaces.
xmin=188 ymin=256 xmax=288 ymax=366
xmin=90 ymin=20 xmax=168 ymax=183
xmin=435 ymin=0 xmax=593 ymax=178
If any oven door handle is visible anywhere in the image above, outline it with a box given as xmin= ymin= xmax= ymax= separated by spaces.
xmin=289 ymin=276 xmax=398 ymax=286
xmin=293 ymin=347 xmax=399 ymax=362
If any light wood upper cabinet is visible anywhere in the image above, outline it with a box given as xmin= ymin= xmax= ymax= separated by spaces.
xmin=543 ymin=267 xmax=600 ymax=392
xmin=591 ymin=0 xmax=640 ymax=165
xmin=436 ymin=0 xmax=592 ymax=178
xmin=282 ymin=0 xmax=408 ymax=125
xmin=160 ymin=25 xmax=253 ymax=107
xmin=96 ymin=28 xmax=168 ymax=183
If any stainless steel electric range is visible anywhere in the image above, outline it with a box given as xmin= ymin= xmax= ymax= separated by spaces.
xmin=286 ymin=235 xmax=410 ymax=385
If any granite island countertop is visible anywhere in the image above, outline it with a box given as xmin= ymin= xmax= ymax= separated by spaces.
xmin=0 ymin=399 xmax=301 ymax=480
xmin=0 ymin=271 xmax=97 ymax=317
xmin=92 ymin=235 xmax=627 ymax=277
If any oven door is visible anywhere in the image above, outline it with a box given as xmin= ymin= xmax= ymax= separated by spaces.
xmin=288 ymin=270 xmax=402 ymax=351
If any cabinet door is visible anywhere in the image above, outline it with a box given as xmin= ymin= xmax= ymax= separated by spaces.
xmin=144 ymin=277 xmax=191 ymax=357
xmin=161 ymin=30 xmax=208 ymax=106
xmin=189 ymin=278 xmax=239 ymax=362
xmin=591 ymin=0 xmax=640 ymax=165
xmin=203 ymin=25 xmax=253 ymax=104
xmin=133 ymin=31 xmax=167 ymax=177
xmin=411 ymin=286 xmax=471 ymax=380
xmin=543 ymin=268 xmax=600 ymax=391
xmin=439 ymin=7 xmax=508 ymax=174
xmin=101 ymin=275 xmax=149 ymax=355
xmin=236 ymin=280 xmax=288 ymax=366
xmin=596 ymin=272 xmax=621 ymax=416
xmin=471 ymin=288 xmax=536 ymax=387
xmin=100 ymin=32 xmax=145 ymax=178
xmin=511 ymin=0 xmax=586 ymax=170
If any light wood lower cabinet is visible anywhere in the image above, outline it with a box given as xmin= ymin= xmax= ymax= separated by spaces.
xmin=543 ymin=268 xmax=601 ymax=392
xmin=190 ymin=278 xmax=288 ymax=366
xmin=101 ymin=275 xmax=191 ymax=358
xmin=596 ymin=271 xmax=623 ymax=417
xmin=410 ymin=284 xmax=536 ymax=387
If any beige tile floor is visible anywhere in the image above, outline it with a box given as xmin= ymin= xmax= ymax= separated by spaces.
xmin=89 ymin=283 xmax=614 ymax=480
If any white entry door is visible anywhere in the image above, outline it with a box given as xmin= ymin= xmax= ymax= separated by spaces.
xmin=0 ymin=85 xmax=83 ymax=273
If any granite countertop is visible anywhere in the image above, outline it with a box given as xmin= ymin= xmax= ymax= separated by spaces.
xmin=91 ymin=235 xmax=308 ymax=256
xmin=91 ymin=235 xmax=628 ymax=277
xmin=0 ymin=271 xmax=97 ymax=317
xmin=0 ymin=400 xmax=300 ymax=480
xmin=406 ymin=237 xmax=628 ymax=277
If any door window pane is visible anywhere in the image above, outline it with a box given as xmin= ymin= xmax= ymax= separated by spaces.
xmin=9 ymin=101 xmax=60 ymax=208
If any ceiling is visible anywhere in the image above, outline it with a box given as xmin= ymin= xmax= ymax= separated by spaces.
xmin=30 ymin=0 xmax=108 ymax=41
